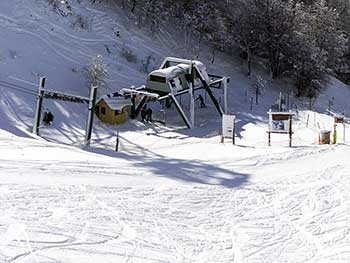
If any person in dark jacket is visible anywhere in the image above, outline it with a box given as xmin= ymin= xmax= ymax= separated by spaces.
xmin=196 ymin=94 xmax=206 ymax=108
xmin=146 ymin=107 xmax=153 ymax=122
xmin=141 ymin=104 xmax=147 ymax=122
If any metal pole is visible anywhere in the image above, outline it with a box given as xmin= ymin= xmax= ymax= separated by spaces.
xmin=189 ymin=62 xmax=195 ymax=128
xmin=289 ymin=117 xmax=292 ymax=147
xmin=343 ymin=113 xmax=346 ymax=143
xmin=223 ymin=77 xmax=228 ymax=114
xmin=232 ymin=118 xmax=236 ymax=145
xmin=131 ymin=94 xmax=136 ymax=118
xmin=115 ymin=131 xmax=120 ymax=152
xmin=85 ymin=85 xmax=98 ymax=146
xmin=32 ymin=76 xmax=46 ymax=135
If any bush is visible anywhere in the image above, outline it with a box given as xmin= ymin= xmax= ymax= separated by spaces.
xmin=84 ymin=54 xmax=108 ymax=90
xmin=72 ymin=14 xmax=90 ymax=31
xmin=120 ymin=46 xmax=138 ymax=63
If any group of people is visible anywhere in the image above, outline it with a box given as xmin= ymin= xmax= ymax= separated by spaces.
xmin=141 ymin=95 xmax=205 ymax=123
xmin=141 ymin=104 xmax=153 ymax=122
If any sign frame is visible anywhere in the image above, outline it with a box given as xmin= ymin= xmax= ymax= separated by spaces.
xmin=267 ymin=111 xmax=294 ymax=147
xmin=222 ymin=114 xmax=236 ymax=144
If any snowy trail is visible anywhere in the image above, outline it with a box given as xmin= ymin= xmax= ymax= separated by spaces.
xmin=1 ymin=0 xmax=350 ymax=262
xmin=1 ymin=130 xmax=350 ymax=262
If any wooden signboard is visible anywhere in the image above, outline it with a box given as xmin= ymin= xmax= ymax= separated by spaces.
xmin=335 ymin=115 xmax=345 ymax=124
xmin=221 ymin=114 xmax=236 ymax=144
xmin=267 ymin=112 xmax=294 ymax=147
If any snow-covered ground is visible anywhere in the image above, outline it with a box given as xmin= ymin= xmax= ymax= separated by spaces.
xmin=2 ymin=121 xmax=350 ymax=263
xmin=2 ymin=0 xmax=350 ymax=262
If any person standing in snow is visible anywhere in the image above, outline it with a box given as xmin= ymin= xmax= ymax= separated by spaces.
xmin=196 ymin=94 xmax=206 ymax=108
xmin=146 ymin=107 xmax=153 ymax=122
xmin=141 ymin=104 xmax=147 ymax=122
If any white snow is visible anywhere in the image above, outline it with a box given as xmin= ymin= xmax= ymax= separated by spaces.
xmin=1 ymin=0 xmax=350 ymax=262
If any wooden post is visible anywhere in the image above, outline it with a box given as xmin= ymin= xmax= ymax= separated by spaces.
xmin=32 ymin=77 xmax=46 ymax=135
xmin=115 ymin=131 xmax=120 ymax=152
xmin=232 ymin=120 xmax=236 ymax=145
xmin=189 ymin=62 xmax=195 ymax=128
xmin=289 ymin=117 xmax=292 ymax=147
xmin=84 ymin=85 xmax=97 ymax=147
xmin=268 ymin=132 xmax=271 ymax=146
xmin=250 ymin=97 xmax=253 ymax=111
xmin=343 ymin=122 xmax=346 ymax=143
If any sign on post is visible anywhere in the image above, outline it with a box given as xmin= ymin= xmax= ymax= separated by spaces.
xmin=267 ymin=111 xmax=294 ymax=147
xmin=222 ymin=114 xmax=236 ymax=144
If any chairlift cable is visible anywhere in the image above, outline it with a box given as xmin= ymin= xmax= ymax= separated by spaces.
xmin=0 ymin=80 xmax=37 ymax=95
xmin=0 ymin=82 xmax=37 ymax=96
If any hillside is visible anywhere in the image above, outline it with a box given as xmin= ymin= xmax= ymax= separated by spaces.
xmin=2 ymin=1 xmax=350 ymax=262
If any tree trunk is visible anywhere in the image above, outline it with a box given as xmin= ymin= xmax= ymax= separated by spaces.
xmin=196 ymin=33 xmax=202 ymax=59
xmin=211 ymin=46 xmax=216 ymax=64
xmin=269 ymin=48 xmax=280 ymax=79
xmin=247 ymin=47 xmax=252 ymax=76
xmin=131 ymin=0 xmax=136 ymax=12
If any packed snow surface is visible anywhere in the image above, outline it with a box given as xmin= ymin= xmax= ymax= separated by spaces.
xmin=1 ymin=0 xmax=350 ymax=262
xmin=1 ymin=124 xmax=350 ymax=263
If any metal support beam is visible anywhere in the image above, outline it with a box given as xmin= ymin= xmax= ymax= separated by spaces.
xmin=204 ymin=85 xmax=224 ymax=116
xmin=32 ymin=77 xmax=46 ymax=135
xmin=134 ymin=96 xmax=148 ymax=117
xmin=84 ymin=85 xmax=97 ymax=147
xmin=194 ymin=67 xmax=224 ymax=116
xmin=170 ymin=94 xmax=192 ymax=129
xmin=130 ymin=94 xmax=136 ymax=119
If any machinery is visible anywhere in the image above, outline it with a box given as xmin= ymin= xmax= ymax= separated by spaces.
xmin=120 ymin=57 xmax=230 ymax=129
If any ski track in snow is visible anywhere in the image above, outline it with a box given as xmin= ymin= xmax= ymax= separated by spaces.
xmin=1 ymin=133 xmax=350 ymax=262
xmin=1 ymin=1 xmax=350 ymax=262
xmin=0 ymin=173 xmax=349 ymax=263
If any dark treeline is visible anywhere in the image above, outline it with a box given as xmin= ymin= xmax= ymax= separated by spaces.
xmin=95 ymin=0 xmax=350 ymax=97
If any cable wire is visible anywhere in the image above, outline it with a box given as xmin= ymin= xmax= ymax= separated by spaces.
xmin=0 ymin=80 xmax=37 ymax=96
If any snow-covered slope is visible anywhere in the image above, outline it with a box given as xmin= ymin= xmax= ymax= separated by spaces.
xmin=2 ymin=123 xmax=350 ymax=262
xmin=2 ymin=0 xmax=350 ymax=262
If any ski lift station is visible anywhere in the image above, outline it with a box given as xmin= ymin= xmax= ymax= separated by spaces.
xmin=119 ymin=57 xmax=230 ymax=129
